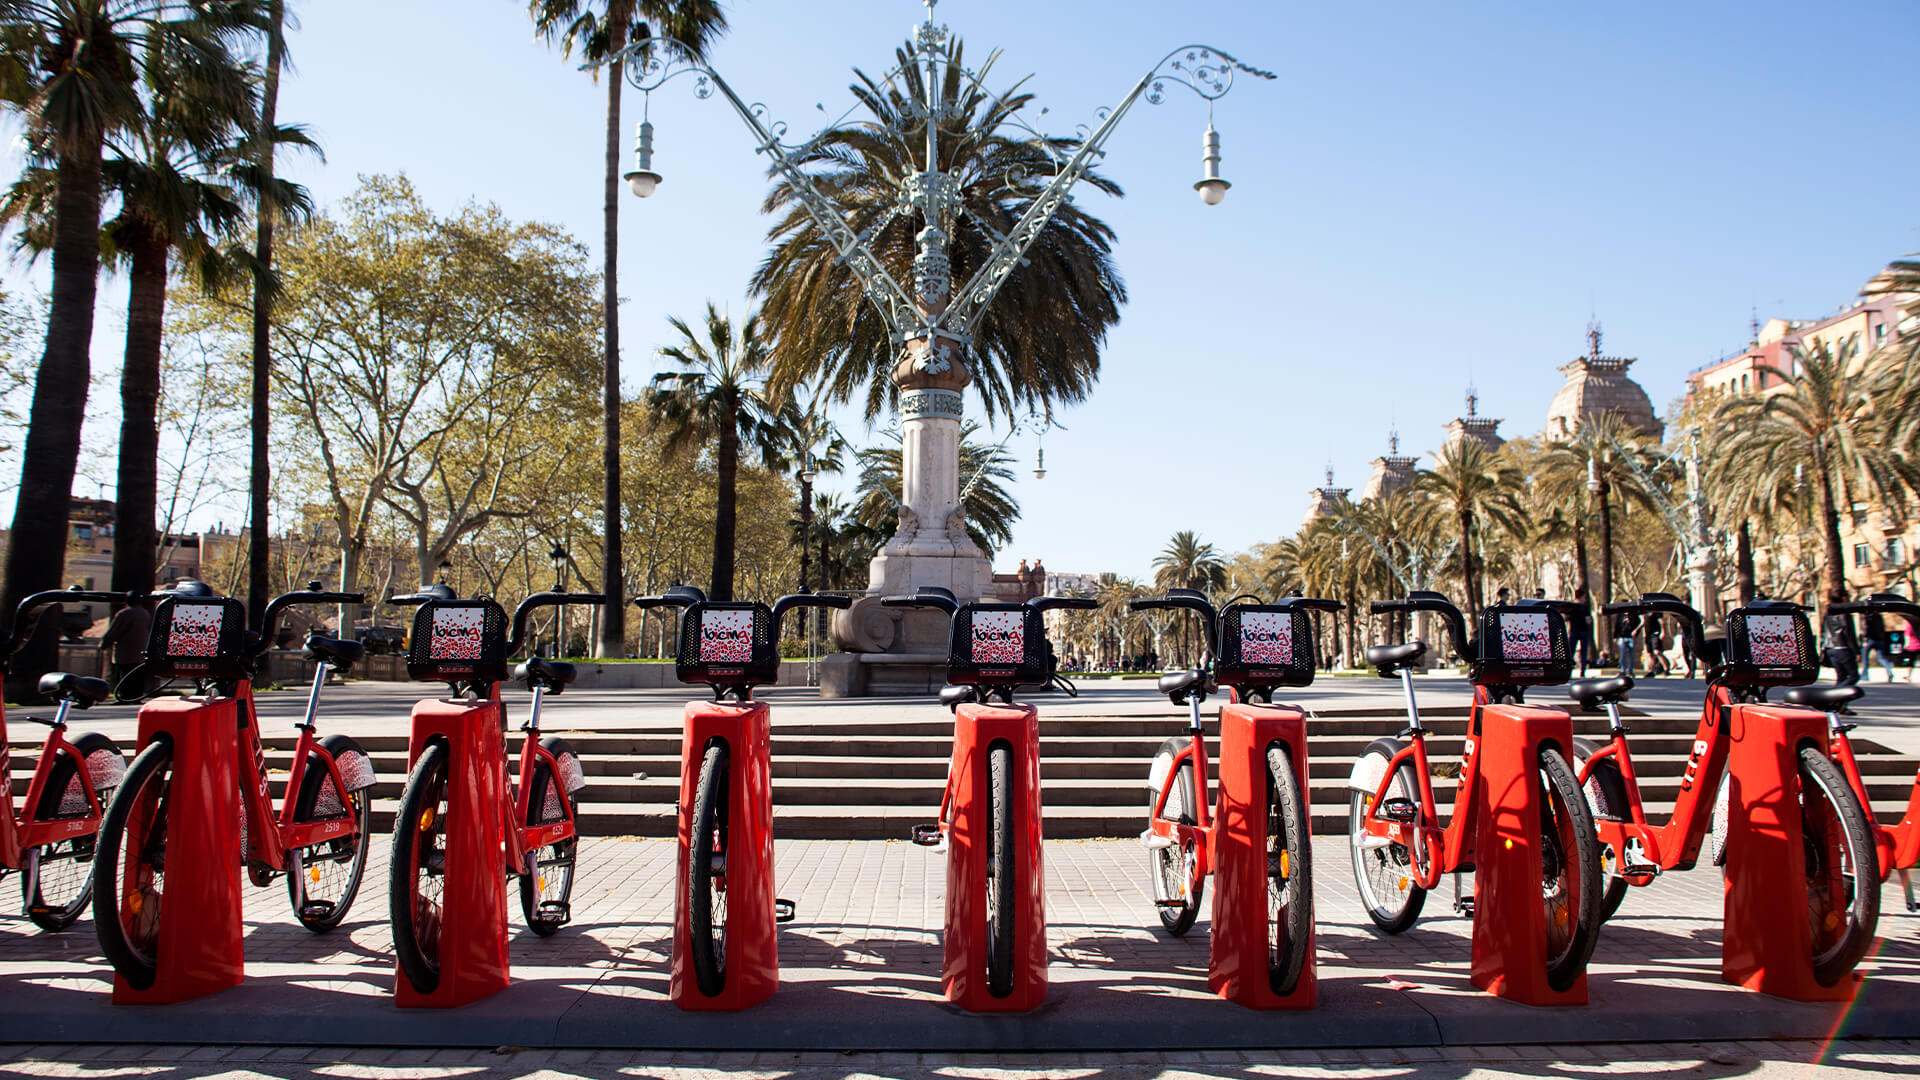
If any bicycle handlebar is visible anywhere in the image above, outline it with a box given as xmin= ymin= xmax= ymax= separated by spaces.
xmin=1599 ymin=592 xmax=1709 ymax=657
xmin=509 ymin=592 xmax=610 ymax=655
xmin=630 ymin=584 xmax=709 ymax=611
xmin=1368 ymin=590 xmax=1471 ymax=663
xmin=1130 ymin=591 xmax=1217 ymax=657
xmin=2 ymin=587 xmax=133 ymax=660
xmin=254 ymin=583 xmax=367 ymax=656
xmin=881 ymin=587 xmax=960 ymax=616
xmin=389 ymin=585 xmax=457 ymax=606
xmin=1029 ymin=596 xmax=1096 ymax=613
xmin=770 ymin=592 xmax=852 ymax=636
xmin=1828 ymin=592 xmax=1920 ymax=621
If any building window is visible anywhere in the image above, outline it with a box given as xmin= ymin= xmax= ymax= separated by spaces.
xmin=1854 ymin=543 xmax=1871 ymax=568
xmin=1889 ymin=538 xmax=1906 ymax=565
xmin=1741 ymin=373 xmax=1750 ymax=392
xmin=74 ymin=524 xmax=91 ymax=540
xmin=1756 ymin=370 xmax=1767 ymax=389
xmin=1877 ymin=324 xmax=1888 ymax=346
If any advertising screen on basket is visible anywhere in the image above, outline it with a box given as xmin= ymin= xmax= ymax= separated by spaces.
xmin=1239 ymin=610 xmax=1293 ymax=665
xmin=1498 ymin=612 xmax=1552 ymax=661
xmin=1745 ymin=614 xmax=1802 ymax=666
xmin=699 ymin=608 xmax=755 ymax=663
xmin=166 ymin=602 xmax=226 ymax=657
xmin=971 ymin=610 xmax=1024 ymax=665
xmin=429 ymin=606 xmax=487 ymax=660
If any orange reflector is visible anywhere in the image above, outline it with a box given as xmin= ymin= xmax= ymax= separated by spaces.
xmin=419 ymin=808 xmax=435 ymax=830
xmin=127 ymin=893 xmax=142 ymax=913
xmin=1279 ymin=852 xmax=1290 ymax=878
xmin=309 ymin=865 xmax=321 ymax=883
xmin=1397 ymin=876 xmax=1410 ymax=892
xmin=1504 ymin=838 xmax=1514 ymax=850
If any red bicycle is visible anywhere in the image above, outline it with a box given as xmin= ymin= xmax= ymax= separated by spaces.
xmin=387 ymin=587 xmax=603 ymax=995
xmin=1574 ymin=593 xmax=1879 ymax=985
xmin=93 ymin=582 xmax=378 ymax=989
xmin=0 ymin=588 xmax=129 ymax=931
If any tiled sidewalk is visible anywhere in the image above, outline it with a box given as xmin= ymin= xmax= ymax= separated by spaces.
xmin=1 ymin=837 xmax=1915 ymax=1050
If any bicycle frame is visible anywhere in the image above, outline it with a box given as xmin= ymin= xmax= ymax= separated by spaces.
xmin=1576 ymin=684 xmax=1736 ymax=876
xmin=0 ymin=697 xmax=107 ymax=866
xmin=1145 ymin=704 xmax=1215 ymax=901
xmin=504 ymin=682 xmax=576 ymax=875
xmin=1829 ymin=718 xmax=1919 ymax=879
xmin=1355 ymin=676 xmax=1487 ymax=891
xmin=233 ymin=662 xmax=364 ymax=873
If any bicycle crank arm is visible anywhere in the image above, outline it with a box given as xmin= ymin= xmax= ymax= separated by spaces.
xmin=910 ymin=824 xmax=945 ymax=848
xmin=774 ymin=898 xmax=796 ymax=923
xmin=1139 ymin=830 xmax=1174 ymax=850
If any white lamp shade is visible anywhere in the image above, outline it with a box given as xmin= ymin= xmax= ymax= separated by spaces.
xmin=1195 ymin=178 xmax=1230 ymax=205
xmin=626 ymin=171 xmax=660 ymax=198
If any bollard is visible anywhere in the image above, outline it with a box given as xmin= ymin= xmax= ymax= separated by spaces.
xmin=942 ymin=701 xmax=1047 ymax=1012
xmin=1208 ymin=701 xmax=1316 ymax=1009
xmin=671 ymin=699 xmax=778 ymax=1011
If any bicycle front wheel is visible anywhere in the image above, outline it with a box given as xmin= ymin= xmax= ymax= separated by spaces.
xmin=520 ymin=736 xmax=581 ymax=936
xmin=287 ymin=734 xmax=373 ymax=933
xmin=390 ymin=742 xmax=450 ymax=995
xmin=687 ymin=739 xmax=730 ymax=996
xmin=1265 ymin=744 xmax=1312 ymax=994
xmin=25 ymin=731 xmax=124 ymax=931
xmin=1146 ymin=736 xmax=1202 ymax=936
xmin=1798 ymin=746 xmax=1879 ymax=986
xmin=1538 ymin=746 xmax=1603 ymax=992
xmin=1347 ymin=737 xmax=1427 ymax=934
xmin=1571 ymin=737 xmax=1632 ymax=923
xmin=91 ymin=737 xmax=173 ymax=990
xmin=985 ymin=742 xmax=1017 ymax=998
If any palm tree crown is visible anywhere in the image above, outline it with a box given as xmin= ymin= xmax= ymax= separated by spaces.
xmin=1412 ymin=438 xmax=1524 ymax=618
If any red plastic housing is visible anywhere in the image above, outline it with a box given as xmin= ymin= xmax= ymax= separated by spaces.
xmin=671 ymin=699 xmax=778 ymax=1011
xmin=1467 ymin=703 xmax=1588 ymax=1007
xmin=112 ymin=697 xmax=244 ymax=1005
xmin=943 ymin=701 xmax=1047 ymax=1012
xmin=394 ymin=697 xmax=510 ymax=1008
xmin=1721 ymin=704 xmax=1860 ymax=1001
xmin=1208 ymin=701 xmax=1315 ymax=1009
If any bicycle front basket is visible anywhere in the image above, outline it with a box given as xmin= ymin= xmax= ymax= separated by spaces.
xmin=673 ymin=601 xmax=779 ymax=686
xmin=406 ymin=599 xmax=509 ymax=684
xmin=146 ymin=596 xmax=250 ymax=681
xmin=1469 ymin=605 xmax=1572 ymax=688
xmin=1215 ymin=604 xmax=1317 ymax=690
xmin=1717 ymin=606 xmax=1819 ymax=687
xmin=946 ymin=603 xmax=1048 ymax=687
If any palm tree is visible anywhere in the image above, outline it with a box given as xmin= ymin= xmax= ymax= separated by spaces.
xmin=1152 ymin=530 xmax=1227 ymax=667
xmin=751 ymin=40 xmax=1125 ymax=421
xmin=530 ymin=0 xmax=729 ymax=653
xmin=1412 ymin=439 xmax=1524 ymax=618
xmin=1093 ymin=573 xmax=1144 ymax=668
xmin=852 ymin=422 xmax=1018 ymax=556
xmin=767 ymin=384 xmax=848 ymax=593
xmin=1711 ymin=337 xmax=1920 ymax=604
xmin=643 ymin=303 xmax=780 ymax=601
xmin=0 ymin=1 xmax=255 ymax=652
xmin=244 ymin=0 xmax=289 ymax=627
xmin=1537 ymin=413 xmax=1658 ymax=608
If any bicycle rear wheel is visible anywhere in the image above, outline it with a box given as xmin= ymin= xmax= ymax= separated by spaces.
xmin=520 ymin=736 xmax=581 ymax=936
xmin=287 ymin=734 xmax=373 ymax=933
xmin=1265 ymin=743 xmax=1312 ymax=994
xmin=390 ymin=742 xmax=450 ymax=994
xmin=1146 ymin=736 xmax=1202 ymax=936
xmin=1347 ymin=737 xmax=1427 ymax=934
xmin=688 ymin=739 xmax=729 ymax=996
xmin=985 ymin=742 xmax=1017 ymax=998
xmin=25 ymin=731 xmax=123 ymax=931
xmin=91 ymin=737 xmax=173 ymax=990
xmin=1571 ymin=737 xmax=1632 ymax=923
xmin=1798 ymin=746 xmax=1879 ymax=986
xmin=1538 ymin=746 xmax=1602 ymax=992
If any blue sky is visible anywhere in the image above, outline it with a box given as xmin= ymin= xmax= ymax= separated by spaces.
xmin=9 ymin=0 xmax=1919 ymax=582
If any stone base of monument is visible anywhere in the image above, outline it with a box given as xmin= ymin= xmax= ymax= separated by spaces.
xmin=818 ymin=652 xmax=950 ymax=698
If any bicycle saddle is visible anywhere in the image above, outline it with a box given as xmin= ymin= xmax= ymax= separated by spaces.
xmin=938 ymin=684 xmax=975 ymax=710
xmin=304 ymin=634 xmax=365 ymax=668
xmin=1781 ymin=685 xmax=1864 ymax=711
xmin=513 ymin=656 xmax=578 ymax=691
xmin=1157 ymin=669 xmax=1207 ymax=701
xmin=1567 ymin=674 xmax=1633 ymax=708
xmin=37 ymin=671 xmax=111 ymax=706
xmin=1367 ymin=641 xmax=1426 ymax=672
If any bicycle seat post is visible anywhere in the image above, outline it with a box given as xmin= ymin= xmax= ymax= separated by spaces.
xmin=525 ymin=682 xmax=546 ymax=734
xmin=1398 ymin=667 xmax=1424 ymax=733
xmin=297 ymin=660 xmax=329 ymax=731
xmin=1602 ymin=699 xmax=1626 ymax=737
xmin=1186 ymin=685 xmax=1205 ymax=735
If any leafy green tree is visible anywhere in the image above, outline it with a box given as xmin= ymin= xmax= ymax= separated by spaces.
xmin=530 ymin=0 xmax=728 ymax=654
xmin=644 ymin=303 xmax=782 ymax=601
xmin=1412 ymin=439 xmax=1524 ymax=618
xmin=766 ymin=384 xmax=847 ymax=593
xmin=852 ymin=422 xmax=1018 ymax=557
xmin=1152 ymin=530 xmax=1227 ymax=667
xmin=751 ymin=40 xmax=1125 ymax=421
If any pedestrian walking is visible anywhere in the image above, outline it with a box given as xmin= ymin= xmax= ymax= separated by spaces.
xmin=1642 ymin=615 xmax=1668 ymax=677
xmin=1823 ymin=601 xmax=1861 ymax=694
xmin=1613 ymin=610 xmax=1641 ymax=678
xmin=1861 ymin=611 xmax=1897 ymax=683
xmin=1570 ymin=587 xmax=1596 ymax=677
xmin=97 ymin=598 xmax=152 ymax=702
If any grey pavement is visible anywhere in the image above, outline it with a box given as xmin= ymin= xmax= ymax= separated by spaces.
xmin=1 ymin=833 xmax=1916 ymax=1051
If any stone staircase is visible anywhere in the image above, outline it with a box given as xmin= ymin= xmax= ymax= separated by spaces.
xmin=14 ymin=702 xmax=1918 ymax=839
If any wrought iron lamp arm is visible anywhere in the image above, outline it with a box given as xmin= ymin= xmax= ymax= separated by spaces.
xmin=946 ymin=45 xmax=1274 ymax=339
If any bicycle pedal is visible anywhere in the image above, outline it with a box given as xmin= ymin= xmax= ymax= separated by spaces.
xmin=774 ymin=898 xmax=797 ymax=923
xmin=1139 ymin=830 xmax=1174 ymax=850
xmin=299 ymin=900 xmax=336 ymax=919
xmin=536 ymin=900 xmax=571 ymax=924
xmin=1154 ymin=898 xmax=1191 ymax=909
xmin=910 ymin=824 xmax=944 ymax=847
xmin=1378 ymin=798 xmax=1418 ymax=824
xmin=1453 ymin=895 xmax=1475 ymax=916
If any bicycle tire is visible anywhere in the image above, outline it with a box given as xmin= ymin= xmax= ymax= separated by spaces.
xmin=1146 ymin=736 xmax=1202 ymax=936
xmin=688 ymin=739 xmax=729 ymax=996
xmin=1797 ymin=745 xmax=1880 ymax=986
xmin=1347 ymin=737 xmax=1427 ymax=934
xmin=986 ymin=742 xmax=1017 ymax=998
xmin=519 ymin=736 xmax=580 ymax=937
xmin=91 ymin=737 xmax=173 ymax=990
xmin=390 ymin=741 xmax=450 ymax=995
xmin=1571 ymin=737 xmax=1631 ymax=923
xmin=1538 ymin=746 xmax=1603 ymax=992
xmin=286 ymin=734 xmax=373 ymax=933
xmin=1265 ymin=743 xmax=1312 ymax=994
xmin=24 ymin=731 xmax=122 ymax=931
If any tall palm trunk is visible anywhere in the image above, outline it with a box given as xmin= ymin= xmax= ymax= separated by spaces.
xmin=1814 ymin=454 xmax=1848 ymax=603
xmin=111 ymin=230 xmax=168 ymax=596
xmin=2 ymin=143 xmax=105 ymax=701
xmin=796 ymin=473 xmax=813 ymax=591
xmin=595 ymin=4 xmax=637 ymax=656
xmin=248 ymin=0 xmax=285 ymax=624
xmin=1572 ymin=515 xmax=1591 ymax=602
xmin=1596 ymin=481 xmax=1614 ymax=607
xmin=1457 ymin=510 xmax=1477 ymax=616
xmin=711 ymin=395 xmax=739 ymax=600
xmin=1736 ymin=521 xmax=1755 ymax=607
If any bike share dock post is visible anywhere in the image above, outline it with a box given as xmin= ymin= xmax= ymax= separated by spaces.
xmin=1469 ymin=704 xmax=1588 ymax=1006
xmin=112 ymin=698 xmax=244 ymax=1005
xmin=394 ymin=698 xmax=510 ymax=1008
xmin=1210 ymin=702 xmax=1315 ymax=1009
xmin=1721 ymin=705 xmax=1859 ymax=1001
xmin=945 ymin=701 xmax=1047 ymax=1012
xmin=672 ymin=700 xmax=777 ymax=1011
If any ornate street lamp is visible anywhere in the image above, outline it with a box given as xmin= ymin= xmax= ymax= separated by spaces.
xmin=549 ymin=543 xmax=569 ymax=591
